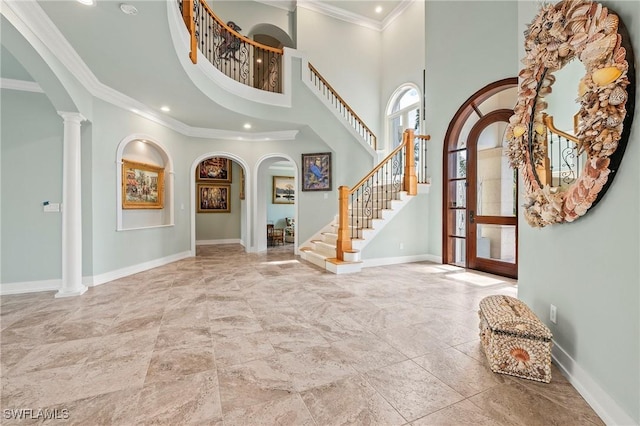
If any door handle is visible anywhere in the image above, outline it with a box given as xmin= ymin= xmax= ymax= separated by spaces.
xmin=469 ymin=210 xmax=475 ymax=224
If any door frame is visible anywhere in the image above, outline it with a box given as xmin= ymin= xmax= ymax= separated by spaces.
xmin=442 ymin=78 xmax=518 ymax=277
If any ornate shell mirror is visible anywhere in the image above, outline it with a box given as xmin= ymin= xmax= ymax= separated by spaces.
xmin=506 ymin=0 xmax=635 ymax=227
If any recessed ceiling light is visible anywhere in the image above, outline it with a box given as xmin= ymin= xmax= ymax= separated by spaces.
xmin=161 ymin=106 xmax=170 ymax=112
xmin=375 ymin=5 xmax=383 ymax=13
xmin=77 ymin=0 xmax=94 ymax=5
xmin=120 ymin=3 xmax=138 ymax=15
xmin=243 ymin=123 xmax=252 ymax=129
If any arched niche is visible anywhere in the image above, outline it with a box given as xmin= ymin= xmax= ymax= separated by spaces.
xmin=116 ymin=135 xmax=174 ymax=231
xmin=248 ymin=23 xmax=295 ymax=49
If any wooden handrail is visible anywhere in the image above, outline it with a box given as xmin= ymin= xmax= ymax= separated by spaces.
xmin=543 ymin=114 xmax=579 ymax=143
xmin=308 ymin=63 xmax=377 ymax=149
xmin=349 ymin=139 xmax=406 ymax=195
xmin=197 ymin=0 xmax=283 ymax=55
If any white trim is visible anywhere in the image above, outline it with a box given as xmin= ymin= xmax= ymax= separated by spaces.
xmin=362 ymin=254 xmax=434 ymax=268
xmin=196 ymin=239 xmax=243 ymax=246
xmin=0 ymin=78 xmax=43 ymax=93
xmin=297 ymin=0 xmax=416 ymax=32
xmin=88 ymin=251 xmax=192 ymax=287
xmin=116 ymin=134 xmax=175 ymax=232
xmin=0 ymin=279 xmax=60 ymax=296
xmin=115 ymin=224 xmax=175 ymax=232
xmin=4 ymin=1 xmax=300 ymax=141
xmin=191 ymin=153 xmax=252 ymax=255
xmin=552 ymin=341 xmax=637 ymax=426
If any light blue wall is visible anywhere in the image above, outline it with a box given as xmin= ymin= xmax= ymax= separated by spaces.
xmin=517 ymin=2 xmax=639 ymax=423
xmin=424 ymin=1 xmax=519 ymax=259
xmin=1 ymin=90 xmax=62 ymax=283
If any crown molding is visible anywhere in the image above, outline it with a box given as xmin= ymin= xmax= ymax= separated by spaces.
xmin=3 ymin=0 xmax=300 ymax=142
xmin=0 ymin=78 xmax=43 ymax=93
xmin=297 ymin=0 xmax=382 ymax=31
xmin=381 ymin=0 xmax=415 ymax=31
xmin=297 ymin=0 xmax=416 ymax=32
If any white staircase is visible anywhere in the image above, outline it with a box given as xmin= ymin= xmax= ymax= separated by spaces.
xmin=300 ymin=190 xmax=415 ymax=274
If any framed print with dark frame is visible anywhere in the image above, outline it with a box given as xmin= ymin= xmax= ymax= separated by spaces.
xmin=272 ymin=176 xmax=295 ymax=204
xmin=122 ymin=160 xmax=164 ymax=209
xmin=197 ymin=184 xmax=230 ymax=213
xmin=302 ymin=152 xmax=332 ymax=191
xmin=197 ymin=157 xmax=232 ymax=182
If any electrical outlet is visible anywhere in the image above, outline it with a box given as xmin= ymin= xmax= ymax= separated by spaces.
xmin=550 ymin=304 xmax=557 ymax=324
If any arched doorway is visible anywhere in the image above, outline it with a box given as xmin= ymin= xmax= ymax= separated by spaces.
xmin=442 ymin=78 xmax=518 ymax=278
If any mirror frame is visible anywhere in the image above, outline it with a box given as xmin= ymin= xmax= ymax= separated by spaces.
xmin=506 ymin=0 xmax=635 ymax=228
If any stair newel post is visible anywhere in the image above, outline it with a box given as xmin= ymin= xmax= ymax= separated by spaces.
xmin=183 ymin=0 xmax=198 ymax=64
xmin=336 ymin=185 xmax=352 ymax=261
xmin=403 ymin=129 xmax=417 ymax=195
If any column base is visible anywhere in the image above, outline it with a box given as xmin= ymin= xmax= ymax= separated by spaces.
xmin=55 ymin=286 xmax=88 ymax=298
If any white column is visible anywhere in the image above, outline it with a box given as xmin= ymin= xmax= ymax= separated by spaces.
xmin=56 ymin=112 xmax=87 ymax=298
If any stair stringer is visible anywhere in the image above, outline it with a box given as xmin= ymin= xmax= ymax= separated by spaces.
xmin=299 ymin=191 xmax=417 ymax=274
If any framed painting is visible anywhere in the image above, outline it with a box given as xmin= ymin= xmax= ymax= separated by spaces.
xmin=302 ymin=152 xmax=332 ymax=191
xmin=197 ymin=184 xmax=230 ymax=213
xmin=197 ymin=157 xmax=232 ymax=182
xmin=272 ymin=176 xmax=295 ymax=204
xmin=122 ymin=160 xmax=164 ymax=209
xmin=239 ymin=168 xmax=245 ymax=200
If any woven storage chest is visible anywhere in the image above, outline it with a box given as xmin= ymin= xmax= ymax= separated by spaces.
xmin=478 ymin=295 xmax=553 ymax=383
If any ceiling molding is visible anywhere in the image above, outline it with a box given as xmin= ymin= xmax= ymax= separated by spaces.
xmin=381 ymin=0 xmax=416 ymax=31
xmin=297 ymin=1 xmax=383 ymax=31
xmin=3 ymin=0 xmax=300 ymax=142
xmin=0 ymin=78 xmax=43 ymax=93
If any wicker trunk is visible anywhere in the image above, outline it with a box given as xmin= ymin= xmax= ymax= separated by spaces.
xmin=478 ymin=295 xmax=553 ymax=383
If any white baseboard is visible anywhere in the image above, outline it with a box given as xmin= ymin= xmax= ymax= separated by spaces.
xmin=196 ymin=238 xmax=242 ymax=246
xmin=363 ymin=254 xmax=435 ymax=268
xmin=1 ymin=251 xmax=194 ymax=295
xmin=89 ymin=251 xmax=192 ymax=286
xmin=423 ymin=254 xmax=442 ymax=264
xmin=552 ymin=341 xmax=637 ymax=426
xmin=0 ymin=279 xmax=61 ymax=295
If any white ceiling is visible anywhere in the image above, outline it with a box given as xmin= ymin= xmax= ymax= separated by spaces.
xmin=2 ymin=0 xmax=407 ymax=135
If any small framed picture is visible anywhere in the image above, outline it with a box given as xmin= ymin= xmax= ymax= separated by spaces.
xmin=272 ymin=176 xmax=295 ymax=204
xmin=197 ymin=157 xmax=232 ymax=182
xmin=122 ymin=160 xmax=164 ymax=209
xmin=302 ymin=152 xmax=332 ymax=191
xmin=197 ymin=184 xmax=230 ymax=213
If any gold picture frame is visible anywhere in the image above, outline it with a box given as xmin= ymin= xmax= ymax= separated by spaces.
xmin=197 ymin=157 xmax=232 ymax=182
xmin=122 ymin=160 xmax=164 ymax=209
xmin=198 ymin=184 xmax=230 ymax=213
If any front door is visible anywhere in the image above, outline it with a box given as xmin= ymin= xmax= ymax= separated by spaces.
xmin=466 ymin=110 xmax=517 ymax=278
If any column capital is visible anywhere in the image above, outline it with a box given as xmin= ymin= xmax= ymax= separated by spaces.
xmin=57 ymin=111 xmax=86 ymax=124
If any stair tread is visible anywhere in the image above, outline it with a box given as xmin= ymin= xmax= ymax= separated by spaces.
xmin=325 ymin=257 xmax=362 ymax=265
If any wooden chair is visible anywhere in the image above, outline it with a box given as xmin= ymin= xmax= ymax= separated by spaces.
xmin=267 ymin=223 xmax=274 ymax=246
xmin=272 ymin=228 xmax=284 ymax=245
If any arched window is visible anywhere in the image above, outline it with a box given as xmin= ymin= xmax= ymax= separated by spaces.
xmin=386 ymin=84 xmax=422 ymax=151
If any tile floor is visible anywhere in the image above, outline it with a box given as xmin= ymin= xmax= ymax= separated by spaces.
xmin=1 ymin=244 xmax=603 ymax=425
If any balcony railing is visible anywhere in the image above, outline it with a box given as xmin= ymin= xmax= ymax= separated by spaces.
xmin=179 ymin=0 xmax=283 ymax=93
xmin=308 ymin=63 xmax=377 ymax=150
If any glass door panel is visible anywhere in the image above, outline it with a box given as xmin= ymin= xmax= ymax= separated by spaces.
xmin=475 ymin=224 xmax=516 ymax=263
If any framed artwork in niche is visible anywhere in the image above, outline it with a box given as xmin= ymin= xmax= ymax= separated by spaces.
xmin=197 ymin=157 xmax=232 ymax=182
xmin=197 ymin=184 xmax=230 ymax=213
xmin=302 ymin=152 xmax=332 ymax=191
xmin=272 ymin=176 xmax=295 ymax=204
xmin=122 ymin=160 xmax=164 ymax=209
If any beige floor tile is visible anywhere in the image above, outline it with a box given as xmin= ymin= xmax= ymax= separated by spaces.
xmin=223 ymin=394 xmax=314 ymax=426
xmin=0 ymin=244 xmax=603 ymax=425
xmin=364 ymin=359 xmax=465 ymax=422
xmin=301 ymin=374 xmax=406 ymax=425
xmin=414 ymin=346 xmax=507 ymax=397
xmin=217 ymin=355 xmax=295 ymax=412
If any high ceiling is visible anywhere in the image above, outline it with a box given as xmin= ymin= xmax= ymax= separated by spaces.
xmin=2 ymin=0 xmax=406 ymax=135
